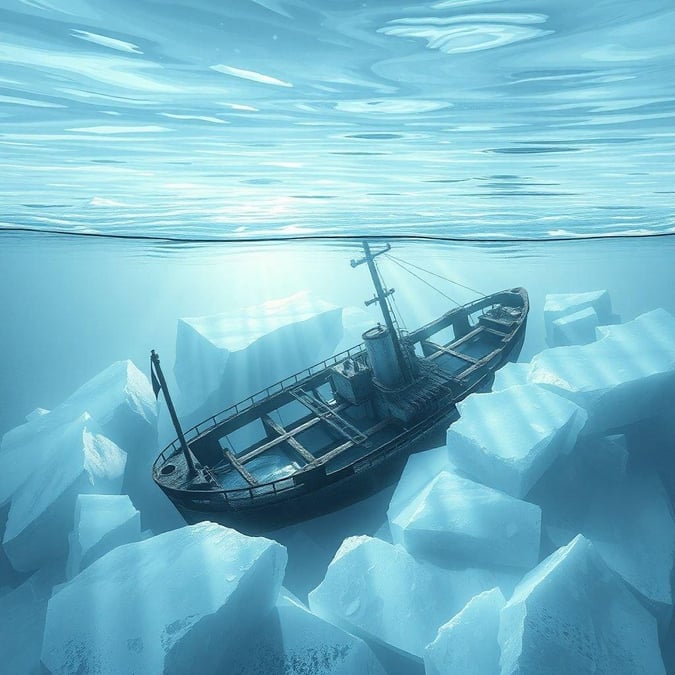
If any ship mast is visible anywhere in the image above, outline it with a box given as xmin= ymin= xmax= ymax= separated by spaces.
xmin=150 ymin=350 xmax=197 ymax=476
xmin=352 ymin=241 xmax=412 ymax=384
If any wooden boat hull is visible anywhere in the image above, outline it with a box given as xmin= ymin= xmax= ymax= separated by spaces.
xmin=153 ymin=287 xmax=528 ymax=532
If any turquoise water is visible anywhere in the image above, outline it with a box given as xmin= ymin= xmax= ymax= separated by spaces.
xmin=1 ymin=0 xmax=674 ymax=239
xmin=3 ymin=234 xmax=674 ymax=440
xmin=2 ymin=2 xmax=675 ymax=674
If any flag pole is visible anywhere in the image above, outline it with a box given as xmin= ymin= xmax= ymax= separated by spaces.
xmin=151 ymin=350 xmax=197 ymax=476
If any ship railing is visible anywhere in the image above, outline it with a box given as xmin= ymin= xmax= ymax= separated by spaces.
xmin=160 ymin=474 xmax=300 ymax=506
xmin=159 ymin=401 xmax=454 ymax=507
xmin=154 ymin=343 xmax=366 ymax=466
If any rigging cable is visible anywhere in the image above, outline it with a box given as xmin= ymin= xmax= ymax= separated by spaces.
xmin=385 ymin=254 xmax=462 ymax=307
xmin=385 ymin=253 xmax=486 ymax=297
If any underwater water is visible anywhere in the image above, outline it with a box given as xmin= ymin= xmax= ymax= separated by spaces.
xmin=1 ymin=1 xmax=675 ymax=674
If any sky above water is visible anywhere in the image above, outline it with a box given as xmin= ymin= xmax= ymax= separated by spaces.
xmin=1 ymin=0 xmax=674 ymax=240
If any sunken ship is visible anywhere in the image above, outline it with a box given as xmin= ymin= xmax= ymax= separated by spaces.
xmin=151 ymin=242 xmax=529 ymax=530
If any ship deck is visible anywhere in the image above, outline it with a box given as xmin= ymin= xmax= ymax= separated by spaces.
xmin=153 ymin=287 xmax=529 ymax=514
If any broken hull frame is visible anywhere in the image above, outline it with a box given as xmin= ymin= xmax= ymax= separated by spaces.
xmin=153 ymin=288 xmax=528 ymax=531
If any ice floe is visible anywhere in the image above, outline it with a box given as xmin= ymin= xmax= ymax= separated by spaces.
xmin=229 ymin=590 xmax=386 ymax=674
xmin=425 ymin=587 xmax=505 ymax=675
xmin=543 ymin=290 xmax=614 ymax=345
xmin=550 ymin=306 xmax=600 ymax=346
xmin=2 ymin=413 xmax=126 ymax=572
xmin=308 ymin=535 xmax=518 ymax=660
xmin=530 ymin=308 xmax=675 ymax=433
xmin=42 ymin=522 xmax=287 ymax=675
xmin=446 ymin=384 xmax=587 ymax=498
xmin=173 ymin=291 xmax=343 ymax=417
xmin=389 ymin=470 xmax=541 ymax=569
xmin=66 ymin=494 xmax=141 ymax=579
xmin=499 ymin=534 xmax=665 ymax=674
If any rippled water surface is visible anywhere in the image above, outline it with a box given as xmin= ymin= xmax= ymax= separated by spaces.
xmin=1 ymin=0 xmax=674 ymax=239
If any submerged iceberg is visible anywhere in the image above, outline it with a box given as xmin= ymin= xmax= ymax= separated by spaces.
xmin=174 ymin=291 xmax=344 ymax=416
xmin=66 ymin=494 xmax=141 ymax=579
xmin=389 ymin=470 xmax=541 ymax=569
xmin=499 ymin=534 xmax=665 ymax=674
xmin=387 ymin=444 xmax=453 ymax=522
xmin=530 ymin=308 xmax=675 ymax=433
xmin=2 ymin=360 xmax=157 ymax=453
xmin=586 ymin=468 xmax=675 ymax=631
xmin=0 ymin=360 xmax=170 ymax=532
xmin=2 ymin=413 xmax=126 ymax=572
xmin=60 ymin=360 xmax=158 ymax=451
xmin=550 ymin=306 xmax=600 ymax=347
xmin=446 ymin=384 xmax=587 ymax=498
xmin=42 ymin=522 xmax=287 ymax=675
xmin=425 ymin=587 xmax=505 ymax=675
xmin=491 ymin=362 xmax=530 ymax=392
xmin=229 ymin=591 xmax=386 ymax=674
xmin=308 ymin=535 xmax=517 ymax=660
xmin=535 ymin=455 xmax=675 ymax=631
xmin=544 ymin=290 xmax=613 ymax=345
xmin=0 ymin=566 xmax=62 ymax=675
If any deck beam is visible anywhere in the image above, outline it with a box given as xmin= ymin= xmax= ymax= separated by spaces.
xmin=422 ymin=340 xmax=479 ymax=364
xmin=261 ymin=414 xmax=316 ymax=464
xmin=235 ymin=403 xmax=349 ymax=465
xmin=307 ymin=419 xmax=390 ymax=469
xmin=456 ymin=348 xmax=503 ymax=380
xmin=223 ymin=450 xmax=259 ymax=486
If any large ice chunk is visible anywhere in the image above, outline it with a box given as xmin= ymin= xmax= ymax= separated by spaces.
xmin=0 ymin=361 xmax=157 ymax=523
xmin=2 ymin=413 xmax=126 ymax=572
xmin=528 ymin=434 xmax=629 ymax=550
xmin=492 ymin=362 xmax=530 ymax=392
xmin=229 ymin=591 xmax=386 ymax=674
xmin=626 ymin=412 xmax=675 ymax=506
xmin=60 ymin=360 xmax=158 ymax=450
xmin=530 ymin=308 xmax=675 ymax=433
xmin=389 ymin=470 xmax=541 ymax=569
xmin=586 ymin=468 xmax=675 ymax=631
xmin=66 ymin=494 xmax=141 ymax=579
xmin=387 ymin=445 xmax=453 ymax=522
xmin=425 ymin=587 xmax=505 ymax=675
xmin=499 ymin=534 xmax=665 ymax=674
xmin=550 ymin=306 xmax=599 ymax=347
xmin=308 ymin=535 xmax=517 ymax=660
xmin=174 ymin=291 xmax=343 ymax=416
xmin=2 ymin=360 xmax=157 ymax=454
xmin=533 ymin=452 xmax=675 ymax=631
xmin=544 ymin=290 xmax=613 ymax=345
xmin=42 ymin=522 xmax=287 ymax=675
xmin=446 ymin=385 xmax=587 ymax=498
xmin=0 ymin=566 xmax=62 ymax=675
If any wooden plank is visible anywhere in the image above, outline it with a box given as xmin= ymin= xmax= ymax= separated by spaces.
xmin=456 ymin=348 xmax=503 ymax=379
xmin=307 ymin=419 xmax=390 ymax=469
xmin=223 ymin=450 xmax=259 ymax=486
xmin=261 ymin=414 xmax=316 ymax=463
xmin=448 ymin=325 xmax=484 ymax=349
xmin=238 ymin=417 xmax=322 ymax=465
xmin=290 ymin=389 xmax=367 ymax=444
xmin=422 ymin=340 xmax=478 ymax=364
xmin=236 ymin=403 xmax=349 ymax=465
xmin=482 ymin=327 xmax=510 ymax=340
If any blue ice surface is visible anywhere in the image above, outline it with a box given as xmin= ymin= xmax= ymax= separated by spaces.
xmin=1 ymin=0 xmax=675 ymax=673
